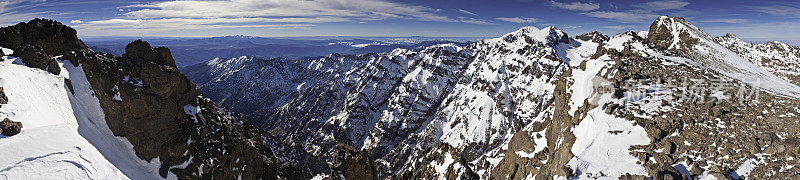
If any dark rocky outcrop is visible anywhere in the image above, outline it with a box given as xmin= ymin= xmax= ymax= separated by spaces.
xmin=0 ymin=87 xmax=7 ymax=105
xmin=576 ymin=31 xmax=609 ymax=43
xmin=79 ymin=39 xmax=309 ymax=178
xmin=329 ymin=144 xmax=378 ymax=180
xmin=0 ymin=18 xmax=89 ymax=74
xmin=123 ymin=40 xmax=177 ymax=68
xmin=646 ymin=16 xmax=699 ymax=52
xmin=0 ymin=118 xmax=22 ymax=136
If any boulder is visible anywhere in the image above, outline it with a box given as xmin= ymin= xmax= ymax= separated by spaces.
xmin=123 ymin=40 xmax=177 ymax=67
xmin=16 ymin=45 xmax=59 ymax=74
xmin=1 ymin=118 xmax=22 ymax=136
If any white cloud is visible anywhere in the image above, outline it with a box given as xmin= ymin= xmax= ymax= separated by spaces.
xmin=0 ymin=0 xmax=47 ymax=25
xmin=495 ymin=17 xmax=538 ymax=23
xmin=632 ymin=0 xmax=690 ymax=11
xmin=580 ymin=0 xmax=689 ymax=23
xmin=458 ymin=9 xmax=479 ymax=16
xmin=602 ymin=25 xmax=634 ymax=30
xmin=700 ymin=19 xmax=748 ymax=24
xmin=87 ymin=19 xmax=142 ymax=25
xmin=582 ymin=11 xmax=658 ymax=23
xmin=69 ymin=20 xmax=83 ymax=24
xmin=71 ymin=0 xmax=494 ymax=35
xmin=561 ymin=25 xmax=581 ymax=29
xmin=457 ymin=17 xmax=492 ymax=25
xmin=753 ymin=5 xmax=800 ymax=17
xmin=74 ymin=18 xmax=315 ymax=30
xmin=704 ymin=21 xmax=800 ymax=41
xmin=123 ymin=0 xmax=451 ymax=22
xmin=550 ymin=1 xmax=600 ymax=11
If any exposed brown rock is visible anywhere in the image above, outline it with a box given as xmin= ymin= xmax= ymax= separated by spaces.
xmin=123 ymin=40 xmax=177 ymax=68
xmin=329 ymin=144 xmax=378 ymax=180
xmin=576 ymin=31 xmax=609 ymax=43
xmin=0 ymin=18 xmax=89 ymax=74
xmin=0 ymin=87 xmax=7 ymax=104
xmin=0 ymin=118 xmax=22 ymax=136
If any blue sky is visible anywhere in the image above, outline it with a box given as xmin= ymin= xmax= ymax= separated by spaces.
xmin=1 ymin=0 xmax=799 ymax=44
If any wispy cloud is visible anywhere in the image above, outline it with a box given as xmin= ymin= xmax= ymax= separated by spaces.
xmin=582 ymin=11 xmax=656 ymax=23
xmin=752 ymin=4 xmax=800 ymax=17
xmin=71 ymin=0 xmax=494 ymax=34
xmin=700 ymin=18 xmax=748 ymax=24
xmin=602 ymin=25 xmax=634 ymax=30
xmin=122 ymin=0 xmax=452 ymax=21
xmin=495 ymin=17 xmax=538 ymax=23
xmin=632 ymin=0 xmax=690 ymax=11
xmin=0 ymin=0 xmax=47 ymax=25
xmin=550 ymin=1 xmax=600 ymax=11
xmin=87 ymin=19 xmax=142 ymax=25
xmin=704 ymin=21 xmax=800 ymax=41
xmin=72 ymin=18 xmax=320 ymax=31
xmin=581 ymin=0 xmax=690 ymax=23
xmin=458 ymin=9 xmax=479 ymax=16
xmin=457 ymin=17 xmax=492 ymax=25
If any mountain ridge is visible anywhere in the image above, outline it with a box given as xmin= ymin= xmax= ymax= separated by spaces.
xmin=187 ymin=15 xmax=800 ymax=179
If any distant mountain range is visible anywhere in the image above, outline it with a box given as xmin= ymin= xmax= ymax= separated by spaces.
xmin=85 ymin=35 xmax=479 ymax=67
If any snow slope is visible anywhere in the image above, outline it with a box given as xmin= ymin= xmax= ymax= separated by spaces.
xmin=0 ymin=55 xmax=162 ymax=179
xmin=568 ymin=108 xmax=650 ymax=178
xmin=652 ymin=16 xmax=800 ymax=99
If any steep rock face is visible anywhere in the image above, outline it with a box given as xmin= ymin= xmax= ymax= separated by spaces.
xmin=81 ymin=39 xmax=199 ymax=166
xmin=646 ymin=16 xmax=700 ymax=52
xmin=0 ymin=19 xmax=322 ymax=179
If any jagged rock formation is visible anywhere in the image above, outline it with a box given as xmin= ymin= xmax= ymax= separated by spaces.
xmin=0 ymin=19 xmax=325 ymax=179
xmin=575 ymin=31 xmax=609 ymax=43
xmin=0 ymin=18 xmax=87 ymax=75
xmin=187 ymin=15 xmax=800 ymax=179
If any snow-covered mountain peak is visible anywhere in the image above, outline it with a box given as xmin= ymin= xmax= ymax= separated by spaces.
xmin=496 ymin=26 xmax=570 ymax=46
xmin=715 ymin=33 xmax=748 ymax=45
xmin=647 ymin=15 xmax=710 ymax=50
xmin=576 ymin=31 xmax=609 ymax=43
xmin=721 ymin=33 xmax=740 ymax=39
